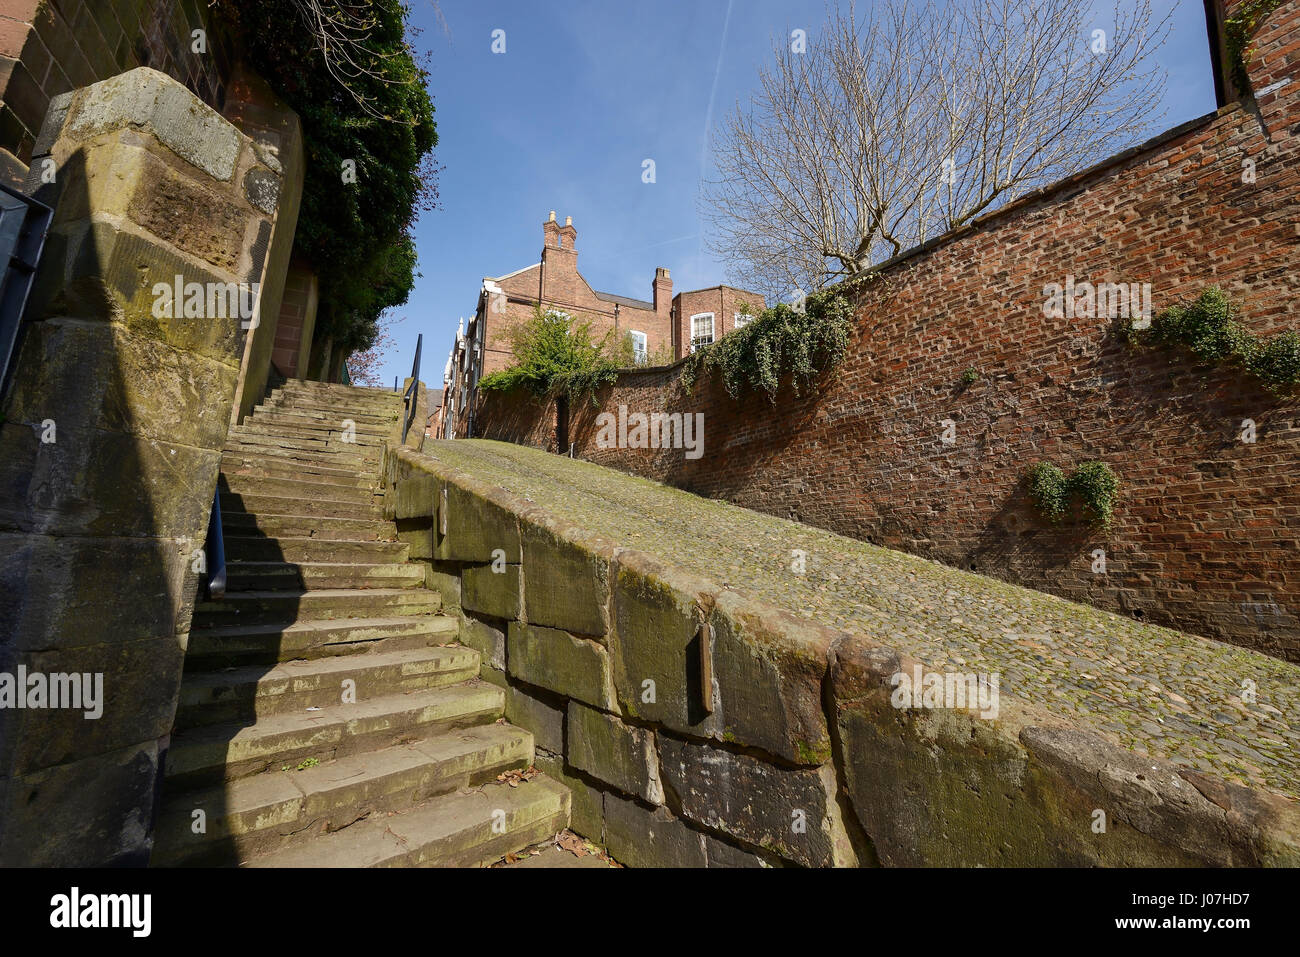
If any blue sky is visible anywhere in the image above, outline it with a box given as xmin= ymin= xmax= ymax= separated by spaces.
xmin=377 ymin=0 xmax=1218 ymax=387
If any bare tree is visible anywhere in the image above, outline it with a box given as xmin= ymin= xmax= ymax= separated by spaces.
xmin=703 ymin=0 xmax=1172 ymax=299
xmin=346 ymin=313 xmax=404 ymax=386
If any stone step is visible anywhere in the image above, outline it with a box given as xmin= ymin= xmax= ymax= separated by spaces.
xmin=192 ymin=588 xmax=441 ymax=628
xmin=222 ymin=536 xmax=408 ymax=564
xmin=175 ymin=646 xmax=481 ymax=729
xmin=244 ymin=411 xmax=392 ymax=437
xmin=221 ymin=511 xmax=396 ymax=541
xmin=221 ymin=459 xmax=376 ymax=489
xmin=222 ymin=441 xmax=380 ymax=468
xmin=220 ymin=493 xmax=384 ymax=521
xmin=231 ymin=425 xmax=387 ymax=451
xmin=269 ymin=393 xmax=402 ymax=415
xmin=152 ymin=724 xmax=535 ymax=866
xmin=225 ymin=561 xmax=424 ymax=592
xmin=255 ymin=401 xmax=398 ymax=427
xmin=277 ymin=381 xmax=404 ymax=404
xmin=244 ymin=774 xmax=570 ymax=868
xmin=269 ymin=392 xmax=400 ymax=416
xmin=220 ymin=474 xmax=378 ymax=503
xmin=163 ymin=683 xmax=505 ymax=790
xmin=184 ymin=614 xmax=458 ymax=668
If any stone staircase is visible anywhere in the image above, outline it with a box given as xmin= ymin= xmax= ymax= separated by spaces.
xmin=152 ymin=380 xmax=570 ymax=867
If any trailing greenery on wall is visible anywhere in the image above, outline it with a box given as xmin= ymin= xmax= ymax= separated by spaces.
xmin=1126 ymin=286 xmax=1300 ymax=393
xmin=1225 ymin=0 xmax=1285 ymax=92
xmin=216 ymin=0 xmax=438 ymax=354
xmin=478 ymin=307 xmax=622 ymax=403
xmin=1026 ymin=461 xmax=1119 ymax=528
xmin=679 ymin=290 xmax=854 ymax=400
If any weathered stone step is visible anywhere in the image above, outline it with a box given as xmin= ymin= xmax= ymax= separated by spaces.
xmin=220 ymin=493 xmax=383 ymax=521
xmin=221 ymin=458 xmax=376 ymax=488
xmin=244 ymin=774 xmax=570 ymax=868
xmin=152 ymin=724 xmax=535 ymax=866
xmin=220 ymin=474 xmax=378 ymax=504
xmin=192 ymin=588 xmax=441 ymax=628
xmin=163 ymin=683 xmax=505 ymax=789
xmin=226 ymin=561 xmax=424 ymax=592
xmin=277 ymin=381 xmax=404 ymax=404
xmin=269 ymin=393 xmax=402 ymax=415
xmin=223 ymin=536 xmax=408 ymax=564
xmin=244 ymin=411 xmax=392 ymax=437
xmin=222 ymin=511 xmax=396 ymax=541
xmin=271 ymin=388 xmax=404 ymax=411
xmin=231 ymin=425 xmax=387 ymax=451
xmin=184 ymin=614 xmax=457 ymax=668
xmin=256 ymin=401 xmax=398 ymax=426
xmin=222 ymin=441 xmax=379 ymax=468
xmin=175 ymin=645 xmax=480 ymax=729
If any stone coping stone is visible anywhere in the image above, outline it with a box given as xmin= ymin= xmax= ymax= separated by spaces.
xmin=393 ymin=441 xmax=1300 ymax=816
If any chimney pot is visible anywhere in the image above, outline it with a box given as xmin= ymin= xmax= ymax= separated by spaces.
xmin=548 ymin=210 xmax=556 ymax=222
xmin=565 ymin=215 xmax=572 ymax=226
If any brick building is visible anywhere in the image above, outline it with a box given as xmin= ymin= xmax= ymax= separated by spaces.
xmin=441 ymin=211 xmax=764 ymax=437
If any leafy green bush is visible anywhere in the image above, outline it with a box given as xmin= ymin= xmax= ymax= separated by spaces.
xmin=1026 ymin=461 xmax=1119 ymax=528
xmin=215 ymin=0 xmax=438 ymax=355
xmin=1245 ymin=330 xmax=1300 ymax=390
xmin=1130 ymin=286 xmax=1300 ymax=394
xmin=478 ymin=307 xmax=621 ymax=403
xmin=679 ymin=290 xmax=854 ymax=400
xmin=1026 ymin=462 xmax=1069 ymax=523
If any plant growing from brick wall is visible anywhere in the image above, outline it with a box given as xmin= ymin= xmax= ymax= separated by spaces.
xmin=478 ymin=306 xmax=621 ymax=404
xmin=1027 ymin=461 xmax=1119 ymax=528
xmin=679 ymin=289 xmax=853 ymax=401
xmin=1127 ymin=286 xmax=1300 ymax=393
xmin=1225 ymin=0 xmax=1286 ymax=93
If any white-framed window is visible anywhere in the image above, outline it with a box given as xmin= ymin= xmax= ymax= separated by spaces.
xmin=629 ymin=330 xmax=648 ymax=365
xmin=734 ymin=311 xmax=753 ymax=329
xmin=690 ymin=313 xmax=715 ymax=353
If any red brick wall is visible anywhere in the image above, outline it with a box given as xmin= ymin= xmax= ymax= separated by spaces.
xmin=0 ymin=0 xmax=230 ymax=169
xmin=476 ymin=1 xmax=1300 ymax=662
xmin=272 ymin=258 xmax=316 ymax=379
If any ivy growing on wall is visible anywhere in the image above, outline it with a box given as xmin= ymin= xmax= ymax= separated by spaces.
xmin=1126 ymin=286 xmax=1300 ymax=393
xmin=679 ymin=289 xmax=854 ymax=400
xmin=1225 ymin=0 xmax=1285 ymax=92
xmin=1026 ymin=461 xmax=1119 ymax=528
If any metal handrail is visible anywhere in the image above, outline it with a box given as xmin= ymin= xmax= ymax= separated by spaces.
xmin=0 ymin=182 xmax=53 ymax=403
xmin=401 ymin=333 xmax=422 ymax=444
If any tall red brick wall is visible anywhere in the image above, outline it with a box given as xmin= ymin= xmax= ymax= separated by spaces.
xmin=476 ymin=0 xmax=1300 ymax=662
xmin=0 ymin=0 xmax=231 ymax=173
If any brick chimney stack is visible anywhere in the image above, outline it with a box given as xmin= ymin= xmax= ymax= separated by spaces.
xmin=653 ymin=266 xmax=672 ymax=317
xmin=541 ymin=211 xmax=578 ymax=304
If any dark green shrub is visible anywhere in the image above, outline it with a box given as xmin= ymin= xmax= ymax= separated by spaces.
xmin=1026 ymin=461 xmax=1119 ymax=529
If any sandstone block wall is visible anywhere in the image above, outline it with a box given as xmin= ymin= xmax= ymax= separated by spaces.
xmin=0 ymin=67 xmax=284 ymax=865
xmin=383 ymin=444 xmax=1300 ymax=867
xmin=475 ymin=0 xmax=1300 ymax=662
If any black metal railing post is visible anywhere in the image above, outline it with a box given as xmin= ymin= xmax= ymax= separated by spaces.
xmin=401 ymin=333 xmax=422 ymax=444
